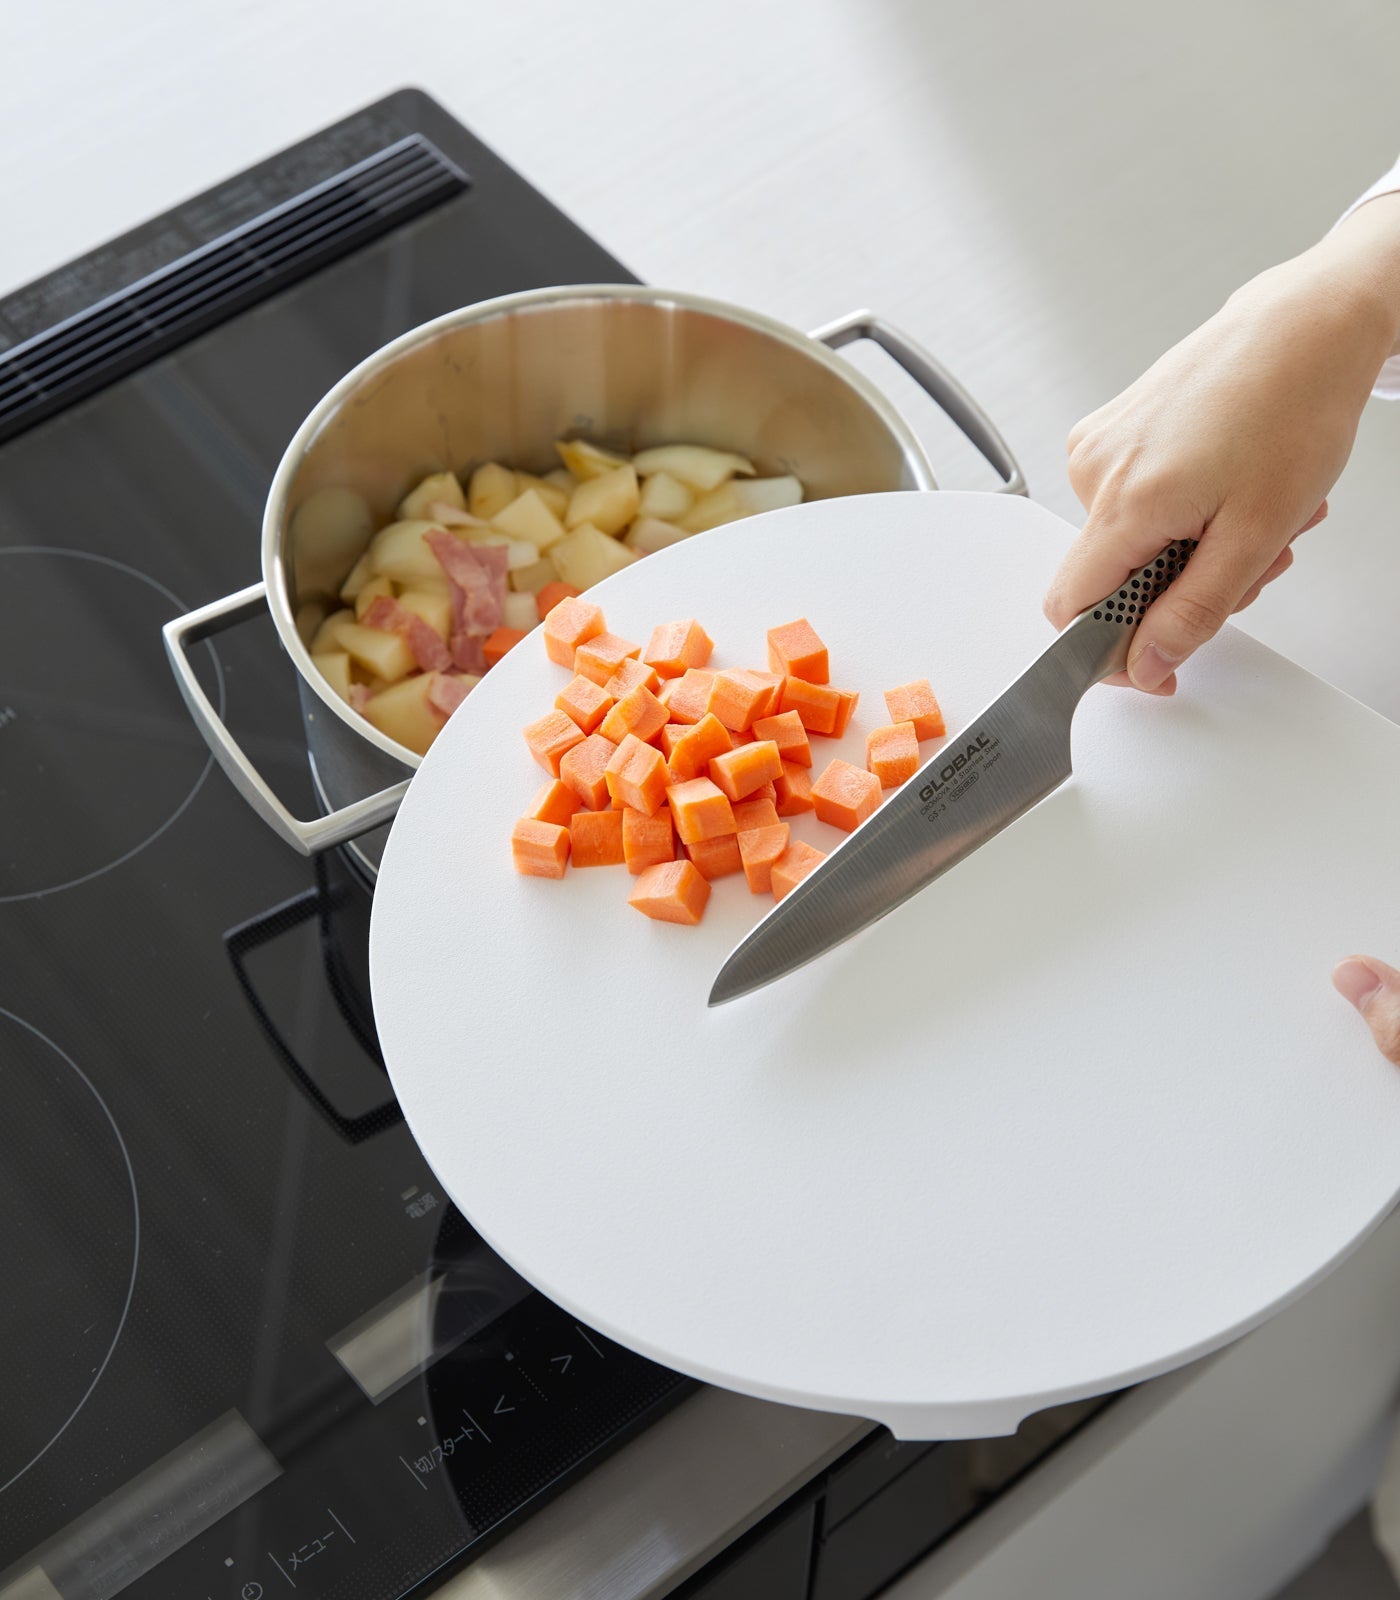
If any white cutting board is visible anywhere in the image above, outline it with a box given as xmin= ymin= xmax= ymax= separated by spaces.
xmin=369 ymin=491 xmax=1400 ymax=1439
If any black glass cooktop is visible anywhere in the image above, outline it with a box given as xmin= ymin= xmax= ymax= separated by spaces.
xmin=0 ymin=91 xmax=691 ymax=1600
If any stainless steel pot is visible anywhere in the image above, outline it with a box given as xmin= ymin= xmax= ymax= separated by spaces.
xmin=165 ymin=284 xmax=1023 ymax=880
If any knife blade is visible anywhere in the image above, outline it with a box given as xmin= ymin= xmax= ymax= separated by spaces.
xmin=708 ymin=539 xmax=1196 ymax=1007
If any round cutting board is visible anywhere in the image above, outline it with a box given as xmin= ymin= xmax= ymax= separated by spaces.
xmin=370 ymin=491 xmax=1400 ymax=1439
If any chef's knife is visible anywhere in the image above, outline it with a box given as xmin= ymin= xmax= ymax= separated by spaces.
xmin=708 ymin=539 xmax=1196 ymax=1007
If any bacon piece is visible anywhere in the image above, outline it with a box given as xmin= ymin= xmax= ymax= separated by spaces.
xmin=425 ymin=529 xmax=507 ymax=640
xmin=360 ymin=594 xmax=451 ymax=672
xmin=426 ymin=672 xmax=473 ymax=719
xmin=450 ymin=633 xmax=487 ymax=674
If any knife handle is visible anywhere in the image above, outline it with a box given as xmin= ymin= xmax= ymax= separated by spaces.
xmin=1060 ymin=537 xmax=1198 ymax=685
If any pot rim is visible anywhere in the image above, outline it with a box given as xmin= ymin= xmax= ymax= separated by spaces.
xmin=263 ymin=283 xmax=939 ymax=769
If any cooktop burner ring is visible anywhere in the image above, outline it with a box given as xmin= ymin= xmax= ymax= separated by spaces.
xmin=0 ymin=547 xmax=226 ymax=903
xmin=0 ymin=1006 xmax=140 ymax=1495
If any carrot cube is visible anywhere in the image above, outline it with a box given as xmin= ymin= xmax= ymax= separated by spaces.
xmin=660 ymin=669 xmax=715 ymax=725
xmin=830 ymin=688 xmax=860 ymax=738
xmin=774 ymin=760 xmax=814 ymax=816
xmin=569 ymin=808 xmax=625 ymax=868
xmin=732 ymin=796 xmax=780 ymax=832
xmin=750 ymin=780 xmax=777 ymax=803
xmin=666 ymin=777 xmax=736 ymax=845
xmin=600 ymin=683 xmax=669 ymax=746
xmin=738 ymin=822 xmax=791 ymax=894
xmin=772 ymin=839 xmax=827 ymax=901
xmin=559 ymin=732 xmax=618 ymax=810
xmin=866 ymin=721 xmax=920 ymax=788
xmin=512 ymin=818 xmax=571 ymax=879
xmin=708 ymin=739 xmax=783 ymax=803
xmin=659 ymin=723 xmax=688 ymax=758
xmin=622 ymin=806 xmax=674 ymax=874
xmin=543 ymin=596 xmax=604 ymax=668
xmin=707 ymin=669 xmax=775 ymax=732
xmin=605 ymin=734 xmax=670 ymax=816
xmin=750 ymin=672 xmax=784 ymax=718
xmin=751 ymin=710 xmax=811 ymax=767
xmin=884 ymin=679 xmax=946 ymax=740
xmin=685 ymin=834 xmax=743 ymax=880
xmin=667 ymin=712 xmax=732 ymax=782
xmin=628 ymin=860 xmax=711 ymax=925
xmin=766 ymin=618 xmax=829 ymax=684
xmin=644 ymin=619 xmax=715 ymax=678
xmin=575 ymin=631 xmax=641 ymax=686
xmin=778 ymin=676 xmax=842 ymax=735
xmin=728 ymin=727 xmax=756 ymax=746
xmin=526 ymin=779 xmax=581 ymax=827
xmin=605 ymin=658 xmax=662 ymax=698
xmin=811 ymin=759 xmax=882 ymax=832
xmin=524 ymin=708 xmax=586 ymax=776
xmin=555 ymin=674 xmax=614 ymax=734
xmin=536 ymin=580 xmax=582 ymax=622
xmin=483 ymin=626 xmax=529 ymax=667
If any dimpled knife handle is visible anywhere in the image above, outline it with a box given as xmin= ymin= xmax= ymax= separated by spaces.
xmin=1089 ymin=538 xmax=1198 ymax=628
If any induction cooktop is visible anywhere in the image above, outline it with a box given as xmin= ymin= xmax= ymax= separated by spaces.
xmin=0 ymin=90 xmax=692 ymax=1600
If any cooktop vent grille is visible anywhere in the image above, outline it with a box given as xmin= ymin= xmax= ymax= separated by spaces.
xmin=0 ymin=136 xmax=468 ymax=442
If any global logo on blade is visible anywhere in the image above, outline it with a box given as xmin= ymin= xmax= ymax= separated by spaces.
xmin=919 ymin=733 xmax=996 ymax=802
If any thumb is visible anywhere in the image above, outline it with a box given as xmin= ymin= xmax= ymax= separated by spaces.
xmin=1332 ymin=956 xmax=1400 ymax=1066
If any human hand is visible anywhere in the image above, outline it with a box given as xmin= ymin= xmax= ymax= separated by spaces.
xmin=1333 ymin=957 xmax=1400 ymax=1066
xmin=1046 ymin=197 xmax=1400 ymax=693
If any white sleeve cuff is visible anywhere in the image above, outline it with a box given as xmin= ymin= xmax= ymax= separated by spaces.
xmin=1334 ymin=157 xmax=1400 ymax=398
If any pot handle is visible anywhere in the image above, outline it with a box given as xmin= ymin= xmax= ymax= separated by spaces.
xmin=163 ymin=582 xmax=409 ymax=856
xmin=810 ymin=309 xmax=1027 ymax=497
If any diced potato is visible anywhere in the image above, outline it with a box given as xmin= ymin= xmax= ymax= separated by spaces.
xmin=631 ymin=444 xmax=755 ymax=491
xmin=508 ymin=556 xmax=558 ymax=595
xmin=733 ymin=475 xmax=803 ymax=514
xmin=338 ymin=550 xmax=376 ymax=602
xmin=397 ymin=470 xmax=466 ymax=521
xmin=397 ymin=588 xmax=452 ymax=640
xmin=463 ymin=530 xmax=540 ymax=570
xmin=369 ymin=520 xmax=451 ymax=585
xmin=555 ymin=437 xmax=627 ymax=481
xmin=362 ymin=673 xmax=445 ymax=757
xmin=551 ymin=521 xmax=639 ymax=589
xmin=353 ymin=574 xmax=395 ymax=620
xmin=290 ymin=487 xmax=374 ymax=599
xmin=542 ymin=467 xmax=576 ymax=494
xmin=503 ymin=591 xmax=540 ymax=632
xmin=513 ymin=472 xmax=569 ymax=520
xmin=637 ymin=471 xmax=693 ymax=521
xmin=295 ymin=600 xmax=328 ymax=649
xmin=624 ymin=516 xmax=693 ymax=554
xmin=337 ymin=621 xmax=416 ymax=684
xmin=565 ymin=463 xmax=639 ymax=535
xmin=468 ymin=462 xmax=517 ymax=520
xmin=312 ymin=650 xmax=354 ymax=703
xmin=677 ymin=483 xmax=748 ymax=533
xmin=493 ymin=488 xmax=566 ymax=551
xmin=311 ymin=607 xmax=358 ymax=656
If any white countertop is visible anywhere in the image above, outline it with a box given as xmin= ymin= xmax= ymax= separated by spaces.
xmin=4 ymin=0 xmax=1398 ymax=717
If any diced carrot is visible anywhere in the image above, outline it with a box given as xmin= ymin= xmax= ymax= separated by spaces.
xmin=884 ymin=679 xmax=946 ymax=740
xmin=708 ymin=739 xmax=783 ymax=802
xmin=555 ymin=675 xmax=614 ymax=734
xmin=526 ymin=779 xmax=581 ymax=827
xmin=732 ymin=796 xmax=780 ymax=832
xmin=811 ymin=759 xmax=882 ymax=832
xmin=866 ymin=721 xmax=920 ymax=788
xmin=830 ymin=687 xmax=860 ymax=738
xmin=751 ymin=710 xmax=811 ymax=767
xmin=524 ymin=709 xmax=586 ymax=776
xmin=778 ymin=676 xmax=842 ymax=735
xmin=667 ymin=712 xmax=732 ymax=782
xmin=512 ymin=818 xmax=571 ymax=878
xmin=739 ymin=822 xmax=791 ymax=894
xmin=666 ymin=777 xmax=737 ymax=845
xmin=766 ymin=618 xmax=829 ymax=684
xmin=750 ymin=780 xmax=777 ymax=803
xmin=570 ymin=808 xmax=625 ymax=867
xmin=543 ymin=596 xmax=604 ymax=668
xmin=644 ymin=619 xmax=714 ymax=678
xmin=772 ymin=839 xmax=827 ymax=901
xmin=575 ymin=631 xmax=641 ymax=686
xmin=559 ymin=732 xmax=618 ymax=810
xmin=774 ymin=760 xmax=814 ymax=816
xmin=685 ymin=834 xmax=743 ymax=880
xmin=662 ymin=669 xmax=716 ymax=725
xmin=536 ymin=580 xmax=582 ymax=622
xmin=707 ymin=669 xmax=775 ymax=732
xmin=483 ymin=625 xmax=528 ymax=666
xmin=606 ymin=658 xmax=662 ymax=698
xmin=628 ymin=860 xmax=711 ymax=925
xmin=659 ymin=723 xmax=689 ymax=758
xmin=729 ymin=727 xmax=756 ymax=746
xmin=622 ymin=806 xmax=674 ymax=874
xmin=600 ymin=683 xmax=669 ymax=746
xmin=605 ymin=734 xmax=670 ymax=816
xmin=750 ymin=671 xmax=784 ymax=718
